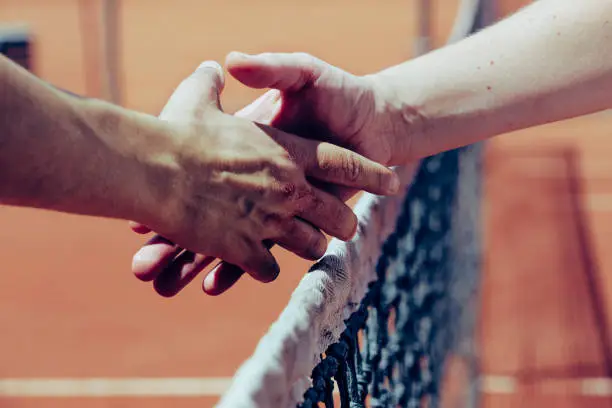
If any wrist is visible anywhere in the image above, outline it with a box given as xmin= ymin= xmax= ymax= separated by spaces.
xmin=367 ymin=55 xmax=497 ymax=163
xmin=74 ymin=98 xmax=180 ymax=226
xmin=364 ymin=70 xmax=430 ymax=164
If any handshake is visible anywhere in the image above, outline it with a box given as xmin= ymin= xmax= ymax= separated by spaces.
xmin=129 ymin=51 xmax=423 ymax=298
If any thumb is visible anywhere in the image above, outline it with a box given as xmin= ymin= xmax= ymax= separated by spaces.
xmin=160 ymin=61 xmax=225 ymax=120
xmin=225 ymin=52 xmax=322 ymax=93
xmin=234 ymin=90 xmax=281 ymax=124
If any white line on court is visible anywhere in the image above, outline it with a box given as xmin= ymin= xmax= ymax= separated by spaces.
xmin=581 ymin=377 xmax=612 ymax=397
xmin=480 ymin=376 xmax=612 ymax=397
xmin=0 ymin=378 xmax=233 ymax=397
xmin=586 ymin=193 xmax=612 ymax=212
xmin=1 ymin=376 xmax=612 ymax=397
xmin=479 ymin=375 xmax=517 ymax=394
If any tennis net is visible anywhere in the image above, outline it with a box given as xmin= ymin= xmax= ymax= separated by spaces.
xmin=217 ymin=1 xmax=494 ymax=407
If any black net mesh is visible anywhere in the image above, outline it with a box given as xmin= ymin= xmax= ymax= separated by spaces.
xmin=298 ymin=146 xmax=479 ymax=408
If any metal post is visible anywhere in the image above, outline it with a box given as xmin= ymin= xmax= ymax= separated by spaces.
xmin=100 ymin=0 xmax=121 ymax=104
xmin=414 ymin=0 xmax=432 ymax=56
xmin=464 ymin=2 xmax=497 ymax=407
xmin=446 ymin=1 xmax=498 ymax=407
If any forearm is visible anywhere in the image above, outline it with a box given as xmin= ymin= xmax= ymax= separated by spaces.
xmin=0 ymin=55 xmax=170 ymax=222
xmin=373 ymin=0 xmax=612 ymax=160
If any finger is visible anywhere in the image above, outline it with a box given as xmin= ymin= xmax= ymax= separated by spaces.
xmin=308 ymin=180 xmax=359 ymax=203
xmin=233 ymin=89 xmax=281 ymax=124
xmin=314 ymin=142 xmax=400 ymax=195
xmin=129 ymin=221 xmax=152 ymax=234
xmin=160 ymin=61 xmax=225 ymax=120
xmin=202 ymin=262 xmax=245 ymax=296
xmin=235 ymin=239 xmax=280 ymax=284
xmin=298 ymin=186 xmax=358 ymax=241
xmin=226 ymin=51 xmax=323 ymax=92
xmin=275 ymin=135 xmax=400 ymax=196
xmin=269 ymin=218 xmax=328 ymax=261
xmin=202 ymin=238 xmax=274 ymax=295
xmin=153 ymin=251 xmax=216 ymax=298
xmin=132 ymin=235 xmax=181 ymax=281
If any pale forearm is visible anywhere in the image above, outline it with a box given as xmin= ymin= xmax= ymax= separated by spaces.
xmin=0 ymin=55 xmax=169 ymax=222
xmin=374 ymin=0 xmax=612 ymax=160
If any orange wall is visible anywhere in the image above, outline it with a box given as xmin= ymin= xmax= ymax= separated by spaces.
xmin=0 ymin=0 xmax=93 ymax=93
xmin=1 ymin=0 xmax=466 ymax=114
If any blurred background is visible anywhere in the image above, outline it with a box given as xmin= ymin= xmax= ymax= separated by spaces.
xmin=1 ymin=0 xmax=611 ymax=407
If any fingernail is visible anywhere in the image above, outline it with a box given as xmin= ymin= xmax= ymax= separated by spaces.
xmin=313 ymin=239 xmax=328 ymax=259
xmin=387 ymin=173 xmax=401 ymax=194
xmin=131 ymin=247 xmax=158 ymax=268
xmin=203 ymin=271 xmax=215 ymax=291
xmin=267 ymin=263 xmax=281 ymax=282
xmin=196 ymin=61 xmax=222 ymax=72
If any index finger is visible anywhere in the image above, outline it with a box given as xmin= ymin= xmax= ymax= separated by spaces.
xmin=267 ymin=128 xmax=400 ymax=196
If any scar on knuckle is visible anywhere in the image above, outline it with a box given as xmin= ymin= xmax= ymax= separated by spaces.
xmin=278 ymin=181 xmax=298 ymax=200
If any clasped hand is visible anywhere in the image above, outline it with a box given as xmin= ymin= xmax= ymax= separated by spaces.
xmin=130 ymin=55 xmax=404 ymax=297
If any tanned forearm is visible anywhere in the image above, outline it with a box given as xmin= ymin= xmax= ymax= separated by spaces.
xmin=373 ymin=0 xmax=612 ymax=159
xmin=0 ymin=54 xmax=172 ymax=222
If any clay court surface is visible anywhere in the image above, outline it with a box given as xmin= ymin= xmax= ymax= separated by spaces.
xmin=1 ymin=0 xmax=612 ymax=407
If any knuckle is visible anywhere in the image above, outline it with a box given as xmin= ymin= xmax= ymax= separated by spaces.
xmin=316 ymin=147 xmax=365 ymax=184
xmin=273 ymin=181 xmax=300 ymax=207
xmin=342 ymin=154 xmax=363 ymax=183
xmin=279 ymin=181 xmax=298 ymax=199
xmin=293 ymin=52 xmax=318 ymax=85
xmin=301 ymin=190 xmax=323 ymax=215
xmin=279 ymin=178 xmax=312 ymax=208
xmin=296 ymin=182 xmax=315 ymax=203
